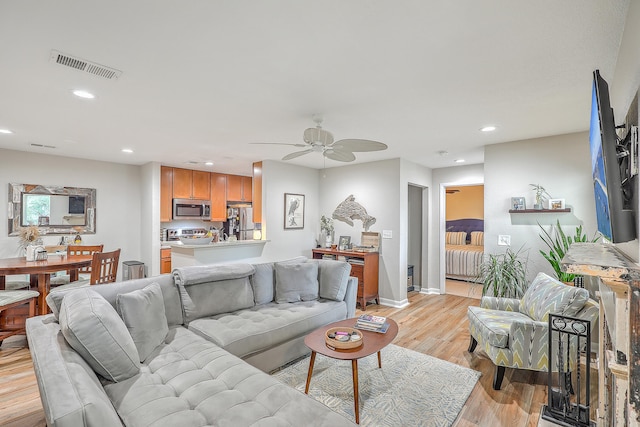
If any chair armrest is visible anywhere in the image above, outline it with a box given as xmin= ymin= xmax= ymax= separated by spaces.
xmin=480 ymin=296 xmax=521 ymax=312
xmin=343 ymin=277 xmax=358 ymax=318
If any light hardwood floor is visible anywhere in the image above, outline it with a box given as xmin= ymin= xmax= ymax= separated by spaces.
xmin=0 ymin=292 xmax=552 ymax=426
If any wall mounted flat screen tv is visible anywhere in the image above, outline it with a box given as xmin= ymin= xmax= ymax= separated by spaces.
xmin=589 ymin=70 xmax=635 ymax=243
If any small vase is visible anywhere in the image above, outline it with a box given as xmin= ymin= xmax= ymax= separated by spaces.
xmin=533 ymin=203 xmax=542 ymax=210
xmin=325 ymin=234 xmax=333 ymax=248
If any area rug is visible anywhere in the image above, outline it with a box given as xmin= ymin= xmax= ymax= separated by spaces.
xmin=272 ymin=344 xmax=480 ymax=427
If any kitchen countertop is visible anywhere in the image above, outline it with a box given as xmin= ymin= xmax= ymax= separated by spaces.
xmin=166 ymin=239 xmax=267 ymax=249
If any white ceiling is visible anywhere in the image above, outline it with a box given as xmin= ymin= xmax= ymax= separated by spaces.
xmin=0 ymin=1 xmax=631 ymax=175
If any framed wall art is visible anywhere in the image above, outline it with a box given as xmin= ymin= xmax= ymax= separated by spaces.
xmin=511 ymin=197 xmax=526 ymax=210
xmin=284 ymin=193 xmax=305 ymax=229
xmin=548 ymin=198 xmax=566 ymax=210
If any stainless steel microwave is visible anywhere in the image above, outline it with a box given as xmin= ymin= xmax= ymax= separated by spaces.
xmin=172 ymin=198 xmax=211 ymax=220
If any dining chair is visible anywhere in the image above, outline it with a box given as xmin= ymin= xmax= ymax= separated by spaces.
xmin=50 ymin=244 xmax=104 ymax=286
xmin=48 ymin=249 xmax=121 ymax=292
xmin=0 ymin=289 xmax=39 ymax=346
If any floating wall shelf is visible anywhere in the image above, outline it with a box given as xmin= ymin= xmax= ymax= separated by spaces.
xmin=508 ymin=209 xmax=571 ymax=214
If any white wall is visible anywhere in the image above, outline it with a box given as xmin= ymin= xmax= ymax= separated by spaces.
xmin=140 ymin=162 xmax=161 ymax=276
xmin=0 ymin=149 xmax=143 ymax=274
xmin=484 ymin=132 xmax=597 ymax=281
xmin=260 ymin=160 xmax=320 ymax=261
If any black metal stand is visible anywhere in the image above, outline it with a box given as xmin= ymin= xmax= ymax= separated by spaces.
xmin=541 ymin=314 xmax=595 ymax=427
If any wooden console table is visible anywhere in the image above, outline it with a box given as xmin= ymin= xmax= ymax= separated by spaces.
xmin=312 ymin=248 xmax=379 ymax=311
xmin=562 ymin=243 xmax=640 ymax=425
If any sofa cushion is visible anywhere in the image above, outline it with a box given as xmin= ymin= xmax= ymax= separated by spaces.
xmin=316 ymin=259 xmax=351 ymax=301
xmin=521 ymin=272 xmax=590 ymax=322
xmin=468 ymin=306 xmax=533 ymax=348
xmin=188 ymin=300 xmax=347 ymax=359
xmin=117 ymin=283 xmax=169 ymax=362
xmin=59 ymin=288 xmax=140 ymax=382
xmin=174 ymin=264 xmax=256 ymax=323
xmin=250 ymin=256 xmax=307 ymax=305
xmin=102 ymin=327 xmax=356 ymax=427
xmin=275 ymin=261 xmax=319 ymax=303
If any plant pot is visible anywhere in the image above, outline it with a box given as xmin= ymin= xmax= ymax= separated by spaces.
xmin=325 ymin=235 xmax=333 ymax=248
xmin=533 ymin=204 xmax=542 ymax=210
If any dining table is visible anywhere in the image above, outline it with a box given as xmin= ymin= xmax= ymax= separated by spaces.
xmin=0 ymin=254 xmax=93 ymax=315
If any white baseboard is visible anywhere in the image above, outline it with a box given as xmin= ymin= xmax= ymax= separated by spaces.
xmin=420 ymin=287 xmax=442 ymax=295
xmin=378 ymin=297 xmax=409 ymax=309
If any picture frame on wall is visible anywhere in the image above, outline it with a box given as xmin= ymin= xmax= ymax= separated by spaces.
xmin=284 ymin=193 xmax=305 ymax=229
xmin=511 ymin=197 xmax=526 ymax=210
xmin=548 ymin=198 xmax=566 ymax=210
xmin=338 ymin=235 xmax=351 ymax=250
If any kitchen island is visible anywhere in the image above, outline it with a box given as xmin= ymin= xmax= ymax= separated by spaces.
xmin=169 ymin=239 xmax=268 ymax=268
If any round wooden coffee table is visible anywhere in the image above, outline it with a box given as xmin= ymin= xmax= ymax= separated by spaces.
xmin=304 ymin=317 xmax=399 ymax=424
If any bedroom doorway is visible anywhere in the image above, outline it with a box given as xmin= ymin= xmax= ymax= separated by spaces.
xmin=443 ymin=184 xmax=484 ymax=299
xmin=408 ymin=184 xmax=425 ymax=293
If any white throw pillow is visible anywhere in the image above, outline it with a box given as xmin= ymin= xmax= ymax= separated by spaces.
xmin=274 ymin=262 xmax=319 ymax=303
xmin=59 ymin=288 xmax=140 ymax=382
xmin=116 ymin=283 xmax=169 ymax=362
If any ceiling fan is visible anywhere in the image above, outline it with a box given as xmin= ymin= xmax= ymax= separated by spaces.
xmin=252 ymin=115 xmax=387 ymax=162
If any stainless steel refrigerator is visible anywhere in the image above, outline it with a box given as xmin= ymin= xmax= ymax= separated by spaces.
xmin=226 ymin=205 xmax=255 ymax=240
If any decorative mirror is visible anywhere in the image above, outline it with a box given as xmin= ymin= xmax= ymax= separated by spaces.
xmin=8 ymin=183 xmax=96 ymax=236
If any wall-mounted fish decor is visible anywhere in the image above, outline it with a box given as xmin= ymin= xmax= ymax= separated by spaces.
xmin=332 ymin=195 xmax=376 ymax=231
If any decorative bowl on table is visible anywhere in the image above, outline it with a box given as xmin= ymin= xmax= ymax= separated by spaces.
xmin=178 ymin=236 xmax=213 ymax=245
xmin=325 ymin=327 xmax=363 ymax=350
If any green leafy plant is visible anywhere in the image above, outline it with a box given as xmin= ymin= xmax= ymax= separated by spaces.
xmin=538 ymin=220 xmax=600 ymax=283
xmin=477 ymin=246 xmax=529 ymax=298
xmin=530 ymin=183 xmax=551 ymax=207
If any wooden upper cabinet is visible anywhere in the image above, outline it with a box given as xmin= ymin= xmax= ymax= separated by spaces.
xmin=227 ymin=174 xmax=252 ymax=202
xmin=192 ymin=171 xmax=211 ymax=199
xmin=210 ymin=173 xmax=227 ymax=221
xmin=173 ymin=167 xmax=210 ymax=200
xmin=160 ymin=166 xmax=173 ymax=222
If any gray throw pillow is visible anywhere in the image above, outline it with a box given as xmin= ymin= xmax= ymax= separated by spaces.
xmin=59 ymin=288 xmax=140 ymax=382
xmin=275 ymin=262 xmax=319 ymax=303
xmin=116 ymin=283 xmax=169 ymax=362
xmin=317 ymin=259 xmax=351 ymax=301
xmin=251 ymin=256 xmax=308 ymax=305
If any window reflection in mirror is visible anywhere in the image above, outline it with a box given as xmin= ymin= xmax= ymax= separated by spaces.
xmin=21 ymin=194 xmax=87 ymax=227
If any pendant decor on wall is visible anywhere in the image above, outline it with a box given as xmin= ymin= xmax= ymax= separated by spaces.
xmin=332 ymin=195 xmax=376 ymax=231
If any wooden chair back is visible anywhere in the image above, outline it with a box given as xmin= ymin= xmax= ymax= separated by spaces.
xmin=67 ymin=245 xmax=104 ymax=274
xmin=89 ymin=249 xmax=121 ymax=285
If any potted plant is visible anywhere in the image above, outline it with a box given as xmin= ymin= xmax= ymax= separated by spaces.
xmin=530 ymin=184 xmax=550 ymax=210
xmin=320 ymin=215 xmax=334 ymax=248
xmin=538 ymin=220 xmax=600 ymax=284
xmin=476 ymin=246 xmax=529 ymax=298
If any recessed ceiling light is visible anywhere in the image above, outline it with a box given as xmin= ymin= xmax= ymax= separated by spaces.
xmin=454 ymin=159 xmax=465 ymax=163
xmin=121 ymin=148 xmax=133 ymax=153
xmin=72 ymin=90 xmax=95 ymax=99
xmin=205 ymin=161 xmax=214 ymax=166
xmin=480 ymin=126 xmax=496 ymax=132
xmin=0 ymin=128 xmax=13 ymax=134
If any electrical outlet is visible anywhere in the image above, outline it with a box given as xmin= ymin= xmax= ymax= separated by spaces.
xmin=382 ymin=230 xmax=392 ymax=239
xmin=498 ymin=235 xmax=511 ymax=246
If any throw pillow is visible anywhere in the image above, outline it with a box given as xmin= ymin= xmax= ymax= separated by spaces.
xmin=446 ymin=231 xmax=467 ymax=245
xmin=250 ymin=256 xmax=308 ymax=305
xmin=275 ymin=261 xmax=319 ymax=303
xmin=59 ymin=288 xmax=140 ymax=382
xmin=470 ymin=231 xmax=484 ymax=246
xmin=116 ymin=283 xmax=169 ymax=362
xmin=316 ymin=259 xmax=351 ymax=301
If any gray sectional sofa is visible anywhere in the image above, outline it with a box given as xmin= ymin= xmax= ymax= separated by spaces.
xmin=27 ymin=258 xmax=358 ymax=427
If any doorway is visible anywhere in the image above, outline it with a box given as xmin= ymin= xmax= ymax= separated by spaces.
xmin=442 ymin=184 xmax=484 ymax=299
xmin=408 ymin=184 xmax=426 ymax=293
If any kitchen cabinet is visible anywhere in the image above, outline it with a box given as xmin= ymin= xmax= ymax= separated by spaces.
xmin=227 ymin=175 xmax=252 ymax=202
xmin=160 ymin=166 xmax=173 ymax=222
xmin=312 ymin=249 xmax=379 ymax=311
xmin=210 ymin=173 xmax=227 ymax=221
xmin=173 ymin=168 xmax=210 ymax=200
xmin=160 ymin=248 xmax=171 ymax=274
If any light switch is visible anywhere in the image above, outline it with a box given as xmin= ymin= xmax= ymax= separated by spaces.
xmin=382 ymin=230 xmax=393 ymax=239
xmin=498 ymin=235 xmax=511 ymax=246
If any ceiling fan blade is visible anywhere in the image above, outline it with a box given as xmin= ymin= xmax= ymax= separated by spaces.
xmin=250 ymin=142 xmax=307 ymax=147
xmin=303 ymin=127 xmax=334 ymax=146
xmin=282 ymin=149 xmax=313 ymax=160
xmin=324 ymin=149 xmax=356 ymax=162
xmin=332 ymin=139 xmax=388 ymax=152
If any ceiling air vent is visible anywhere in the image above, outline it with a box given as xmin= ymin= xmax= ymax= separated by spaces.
xmin=49 ymin=50 xmax=122 ymax=80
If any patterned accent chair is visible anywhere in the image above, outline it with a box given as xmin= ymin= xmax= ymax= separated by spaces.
xmin=467 ymin=272 xmax=599 ymax=390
